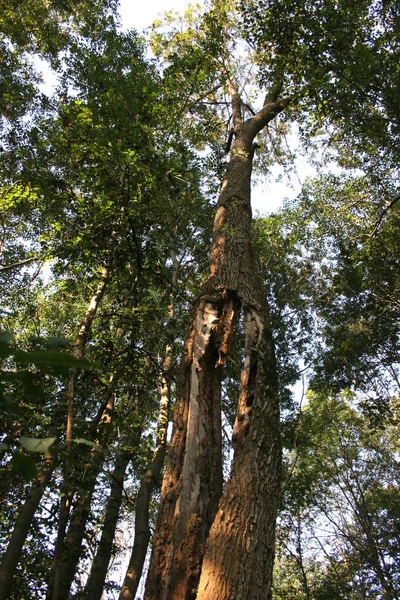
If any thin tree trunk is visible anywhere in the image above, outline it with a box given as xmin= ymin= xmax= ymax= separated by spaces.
xmin=348 ymin=480 xmax=396 ymax=600
xmin=119 ymin=245 xmax=180 ymax=600
xmin=0 ymin=453 xmax=56 ymax=600
xmin=47 ymin=261 xmax=111 ymax=600
xmin=0 ymin=262 xmax=111 ymax=600
xmin=144 ymin=82 xmax=288 ymax=600
xmin=55 ymin=361 xmax=129 ymax=600
xmin=119 ymin=345 xmax=172 ymax=600
xmin=83 ymin=445 xmax=139 ymax=600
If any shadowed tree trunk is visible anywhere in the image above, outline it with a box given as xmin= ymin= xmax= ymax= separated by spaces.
xmin=119 ymin=245 xmax=180 ymax=600
xmin=55 ymin=360 xmax=130 ymax=600
xmin=84 ymin=368 xmax=156 ymax=600
xmin=46 ymin=260 xmax=111 ymax=600
xmin=83 ymin=444 xmax=138 ymax=600
xmin=0 ymin=453 xmax=56 ymax=600
xmin=144 ymin=81 xmax=289 ymax=600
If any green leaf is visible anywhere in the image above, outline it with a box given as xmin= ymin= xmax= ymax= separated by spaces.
xmin=14 ymin=348 xmax=93 ymax=373
xmin=10 ymin=452 xmax=38 ymax=481
xmin=19 ymin=436 xmax=57 ymax=453
xmin=71 ymin=437 xmax=100 ymax=450
xmin=0 ymin=331 xmax=14 ymax=358
xmin=0 ymin=331 xmax=14 ymax=343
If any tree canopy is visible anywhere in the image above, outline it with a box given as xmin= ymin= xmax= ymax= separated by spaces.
xmin=1 ymin=1 xmax=399 ymax=599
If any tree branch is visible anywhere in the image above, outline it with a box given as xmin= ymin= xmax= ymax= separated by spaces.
xmin=371 ymin=192 xmax=400 ymax=236
xmin=226 ymin=77 xmax=243 ymax=129
xmin=0 ymin=256 xmax=39 ymax=272
xmin=246 ymin=95 xmax=293 ymax=139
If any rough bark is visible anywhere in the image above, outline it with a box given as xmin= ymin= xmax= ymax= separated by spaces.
xmin=144 ymin=292 xmax=236 ymax=600
xmin=196 ymin=308 xmax=281 ymax=600
xmin=144 ymin=81 xmax=288 ymax=600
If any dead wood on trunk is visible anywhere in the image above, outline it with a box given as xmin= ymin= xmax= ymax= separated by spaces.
xmin=144 ymin=79 xmax=288 ymax=600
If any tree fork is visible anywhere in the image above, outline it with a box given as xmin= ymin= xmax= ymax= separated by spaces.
xmin=196 ymin=304 xmax=281 ymax=600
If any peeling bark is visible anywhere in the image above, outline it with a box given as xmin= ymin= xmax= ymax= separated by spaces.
xmin=145 ymin=293 xmax=238 ymax=600
xmin=144 ymin=81 xmax=287 ymax=600
xmin=196 ymin=307 xmax=281 ymax=600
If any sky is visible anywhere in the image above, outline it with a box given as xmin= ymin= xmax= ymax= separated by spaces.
xmin=119 ymin=0 xmax=195 ymax=31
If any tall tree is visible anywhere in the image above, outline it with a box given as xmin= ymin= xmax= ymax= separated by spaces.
xmin=276 ymin=392 xmax=400 ymax=599
xmin=144 ymin=1 xmax=399 ymax=598
xmin=2 ymin=0 xmax=399 ymax=598
xmin=1 ymin=10 xmax=212 ymax=598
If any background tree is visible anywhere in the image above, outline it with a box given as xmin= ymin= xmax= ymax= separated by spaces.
xmin=1 ymin=0 xmax=399 ymax=598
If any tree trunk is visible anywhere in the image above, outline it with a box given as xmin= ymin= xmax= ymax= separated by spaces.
xmin=119 ymin=345 xmax=173 ymax=600
xmin=47 ymin=261 xmax=111 ymax=600
xmin=0 ymin=453 xmax=56 ymax=600
xmin=196 ymin=302 xmax=280 ymax=600
xmin=119 ymin=249 xmax=180 ymax=600
xmin=83 ymin=446 xmax=137 ymax=600
xmin=0 ymin=262 xmax=111 ymax=600
xmin=144 ymin=84 xmax=287 ymax=600
xmin=55 ymin=362 xmax=128 ymax=600
xmin=144 ymin=293 xmax=235 ymax=600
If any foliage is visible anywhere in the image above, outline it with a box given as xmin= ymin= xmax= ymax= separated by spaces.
xmin=1 ymin=0 xmax=399 ymax=597
xmin=271 ymin=173 xmax=400 ymax=407
xmin=275 ymin=392 xmax=400 ymax=599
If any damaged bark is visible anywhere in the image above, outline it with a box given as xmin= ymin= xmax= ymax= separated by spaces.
xmin=144 ymin=79 xmax=289 ymax=600
xmin=145 ymin=292 xmax=238 ymax=600
xmin=196 ymin=306 xmax=281 ymax=600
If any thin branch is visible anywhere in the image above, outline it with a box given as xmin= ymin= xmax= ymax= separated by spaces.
xmin=225 ymin=128 xmax=234 ymax=153
xmin=243 ymin=102 xmax=256 ymax=116
xmin=0 ymin=256 xmax=39 ymax=272
xmin=371 ymin=192 xmax=400 ymax=236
